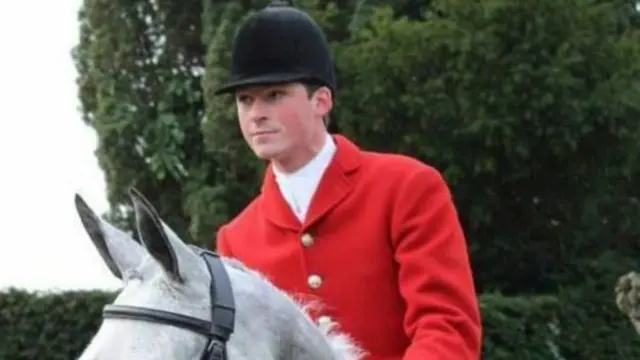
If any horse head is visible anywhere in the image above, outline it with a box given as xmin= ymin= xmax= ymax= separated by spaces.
xmin=75 ymin=188 xmax=363 ymax=360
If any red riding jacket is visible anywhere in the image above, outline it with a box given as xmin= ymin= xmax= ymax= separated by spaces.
xmin=215 ymin=135 xmax=482 ymax=360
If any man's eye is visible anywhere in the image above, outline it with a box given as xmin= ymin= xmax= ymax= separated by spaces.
xmin=237 ymin=95 xmax=251 ymax=104
xmin=267 ymin=91 xmax=285 ymax=100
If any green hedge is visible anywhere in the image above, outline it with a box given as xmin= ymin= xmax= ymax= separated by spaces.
xmin=1 ymin=285 xmax=637 ymax=359
xmin=0 ymin=289 xmax=114 ymax=360
xmin=479 ymin=294 xmax=563 ymax=359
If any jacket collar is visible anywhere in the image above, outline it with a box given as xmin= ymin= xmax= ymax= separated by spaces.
xmin=260 ymin=134 xmax=362 ymax=231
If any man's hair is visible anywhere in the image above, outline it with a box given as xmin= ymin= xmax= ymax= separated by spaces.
xmin=303 ymin=82 xmax=331 ymax=127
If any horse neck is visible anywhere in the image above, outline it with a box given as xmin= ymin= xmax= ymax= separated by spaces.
xmin=223 ymin=259 xmax=362 ymax=359
xmin=258 ymin=291 xmax=360 ymax=360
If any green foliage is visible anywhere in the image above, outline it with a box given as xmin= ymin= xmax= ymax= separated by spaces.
xmin=330 ymin=0 xmax=640 ymax=293
xmin=480 ymin=293 xmax=563 ymax=359
xmin=552 ymin=251 xmax=640 ymax=359
xmin=0 ymin=289 xmax=114 ymax=360
xmin=73 ymin=0 xmax=210 ymax=245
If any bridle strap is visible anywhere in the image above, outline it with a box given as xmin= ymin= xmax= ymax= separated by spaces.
xmin=101 ymin=248 xmax=236 ymax=360
xmin=103 ymin=305 xmax=212 ymax=336
xmin=200 ymin=249 xmax=236 ymax=341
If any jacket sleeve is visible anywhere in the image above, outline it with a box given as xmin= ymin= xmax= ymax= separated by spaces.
xmin=390 ymin=165 xmax=482 ymax=360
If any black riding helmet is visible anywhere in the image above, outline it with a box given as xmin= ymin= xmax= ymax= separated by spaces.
xmin=213 ymin=0 xmax=336 ymax=96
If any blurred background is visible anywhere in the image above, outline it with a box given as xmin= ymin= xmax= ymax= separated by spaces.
xmin=1 ymin=0 xmax=639 ymax=359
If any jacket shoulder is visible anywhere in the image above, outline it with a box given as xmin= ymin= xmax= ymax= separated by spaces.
xmin=361 ymin=149 xmax=445 ymax=183
xmin=217 ymin=195 xmax=262 ymax=246
xmin=222 ymin=196 xmax=261 ymax=230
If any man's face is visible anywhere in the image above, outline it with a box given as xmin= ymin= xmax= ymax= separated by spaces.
xmin=234 ymin=82 xmax=332 ymax=168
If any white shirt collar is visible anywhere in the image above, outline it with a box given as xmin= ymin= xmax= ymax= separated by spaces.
xmin=273 ymin=133 xmax=336 ymax=222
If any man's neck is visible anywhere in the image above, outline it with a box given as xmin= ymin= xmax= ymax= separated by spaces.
xmin=271 ymin=132 xmax=337 ymax=222
xmin=273 ymin=131 xmax=329 ymax=174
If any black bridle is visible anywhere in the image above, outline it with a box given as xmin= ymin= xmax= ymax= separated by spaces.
xmin=102 ymin=249 xmax=236 ymax=360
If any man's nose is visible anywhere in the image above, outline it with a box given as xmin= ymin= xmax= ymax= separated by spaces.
xmin=247 ymin=100 xmax=268 ymax=122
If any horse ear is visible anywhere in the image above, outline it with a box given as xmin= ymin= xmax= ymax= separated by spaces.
xmin=128 ymin=187 xmax=184 ymax=282
xmin=74 ymin=194 xmax=144 ymax=280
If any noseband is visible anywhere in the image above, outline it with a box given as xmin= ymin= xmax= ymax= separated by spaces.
xmin=101 ymin=249 xmax=236 ymax=360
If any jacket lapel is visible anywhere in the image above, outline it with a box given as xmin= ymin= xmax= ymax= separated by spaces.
xmin=303 ymin=136 xmax=361 ymax=229
xmin=260 ymin=166 xmax=301 ymax=231
xmin=259 ymin=135 xmax=363 ymax=231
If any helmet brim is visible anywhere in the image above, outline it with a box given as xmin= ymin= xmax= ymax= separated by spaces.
xmin=213 ymin=72 xmax=316 ymax=95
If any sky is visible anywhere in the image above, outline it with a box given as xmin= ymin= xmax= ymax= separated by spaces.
xmin=0 ymin=1 xmax=122 ymax=292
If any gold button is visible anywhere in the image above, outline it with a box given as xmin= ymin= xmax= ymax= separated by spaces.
xmin=307 ymin=274 xmax=323 ymax=289
xmin=301 ymin=233 xmax=314 ymax=247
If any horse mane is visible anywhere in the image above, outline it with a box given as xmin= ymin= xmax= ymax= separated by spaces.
xmin=209 ymin=249 xmax=365 ymax=359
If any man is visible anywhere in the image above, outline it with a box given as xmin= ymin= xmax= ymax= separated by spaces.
xmin=211 ymin=1 xmax=482 ymax=359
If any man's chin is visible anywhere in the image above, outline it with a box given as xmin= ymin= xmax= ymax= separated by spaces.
xmin=252 ymin=146 xmax=282 ymax=161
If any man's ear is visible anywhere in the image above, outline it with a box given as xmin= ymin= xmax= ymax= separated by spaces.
xmin=312 ymin=86 xmax=333 ymax=119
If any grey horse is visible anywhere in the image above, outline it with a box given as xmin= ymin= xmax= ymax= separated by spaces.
xmin=75 ymin=188 xmax=364 ymax=360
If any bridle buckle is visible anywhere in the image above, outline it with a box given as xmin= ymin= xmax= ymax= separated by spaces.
xmin=204 ymin=338 xmax=226 ymax=360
